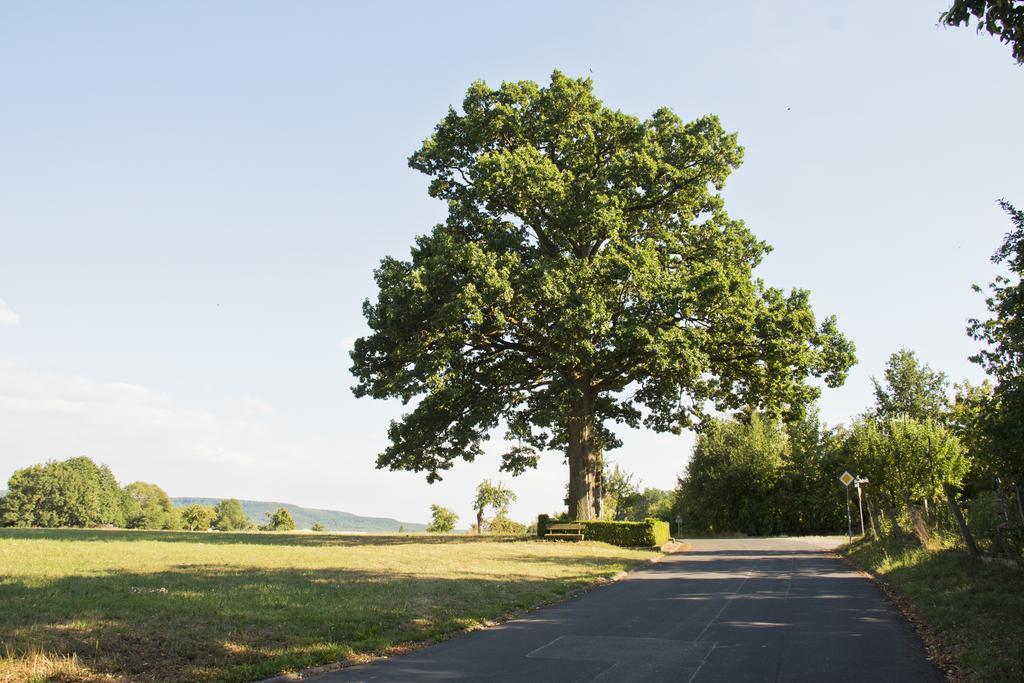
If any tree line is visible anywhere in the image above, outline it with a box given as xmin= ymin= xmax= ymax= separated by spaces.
xmin=673 ymin=202 xmax=1024 ymax=556
xmin=0 ymin=457 xmax=298 ymax=532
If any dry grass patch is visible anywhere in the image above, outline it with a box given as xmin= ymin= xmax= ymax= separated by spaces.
xmin=0 ymin=529 xmax=656 ymax=681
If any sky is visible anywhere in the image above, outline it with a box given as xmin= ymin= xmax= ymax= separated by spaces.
xmin=1 ymin=1 xmax=1022 ymax=527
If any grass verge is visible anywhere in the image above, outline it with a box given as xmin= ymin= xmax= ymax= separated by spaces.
xmin=0 ymin=529 xmax=657 ymax=682
xmin=842 ymin=536 xmax=1024 ymax=681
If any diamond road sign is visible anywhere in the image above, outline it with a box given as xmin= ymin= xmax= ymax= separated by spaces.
xmin=839 ymin=471 xmax=855 ymax=487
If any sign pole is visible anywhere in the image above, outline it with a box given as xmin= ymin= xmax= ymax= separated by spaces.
xmin=856 ymin=481 xmax=865 ymax=536
xmin=839 ymin=471 xmax=855 ymax=545
xmin=845 ymin=484 xmax=852 ymax=544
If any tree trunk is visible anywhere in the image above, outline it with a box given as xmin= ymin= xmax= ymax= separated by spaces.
xmin=567 ymin=384 xmax=601 ymax=521
xmin=1016 ymin=484 xmax=1024 ymax=526
xmin=942 ymin=482 xmax=978 ymax=558
xmin=476 ymin=510 xmax=483 ymax=535
xmin=901 ymin=490 xmax=932 ymax=547
xmin=881 ymin=495 xmax=904 ymax=537
xmin=865 ymin=493 xmax=882 ymax=540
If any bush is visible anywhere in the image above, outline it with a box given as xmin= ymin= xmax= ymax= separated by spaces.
xmin=536 ymin=514 xmax=551 ymax=539
xmin=536 ymin=515 xmax=670 ymax=547
xmin=580 ymin=519 xmax=670 ymax=547
xmin=487 ymin=514 xmax=526 ymax=534
xmin=968 ymin=491 xmax=1024 ymax=556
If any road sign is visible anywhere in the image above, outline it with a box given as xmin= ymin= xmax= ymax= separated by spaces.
xmin=839 ymin=471 xmax=854 ymax=487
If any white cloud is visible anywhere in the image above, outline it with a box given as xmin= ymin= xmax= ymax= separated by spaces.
xmin=0 ymin=299 xmax=19 ymax=325
xmin=241 ymin=394 xmax=274 ymax=414
xmin=0 ymin=355 xmax=306 ymax=494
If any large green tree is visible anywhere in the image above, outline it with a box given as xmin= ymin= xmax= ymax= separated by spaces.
xmin=351 ymin=72 xmax=855 ymax=519
xmin=0 ymin=456 xmax=124 ymax=528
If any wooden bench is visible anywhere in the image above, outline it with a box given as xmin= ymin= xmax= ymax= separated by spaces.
xmin=544 ymin=522 xmax=585 ymax=541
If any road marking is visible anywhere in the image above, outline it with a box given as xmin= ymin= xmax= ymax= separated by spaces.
xmin=685 ymin=566 xmax=753 ymax=683
xmin=693 ymin=572 xmax=749 ymax=643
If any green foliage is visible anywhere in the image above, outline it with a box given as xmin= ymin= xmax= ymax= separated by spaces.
xmin=619 ymin=487 xmax=675 ymax=522
xmin=310 ymin=523 xmax=326 ymax=532
xmin=350 ymin=71 xmax=855 ymax=517
xmin=212 ymin=499 xmax=254 ymax=531
xmin=967 ymin=490 xmax=1024 ymax=556
xmin=426 ymin=504 xmax=458 ymax=533
xmin=171 ymin=497 xmax=425 ymax=532
xmin=847 ymin=416 xmax=970 ymax=505
xmin=968 ymin=201 xmax=1024 ymax=486
xmin=263 ymin=507 xmax=296 ymax=531
xmin=472 ymin=480 xmax=516 ymax=532
xmin=871 ymin=348 xmax=949 ymax=422
xmin=123 ymin=481 xmax=177 ymax=530
xmin=486 ymin=514 xmax=526 ymax=534
xmin=178 ymin=503 xmax=216 ymax=531
xmin=578 ymin=519 xmax=670 ymax=547
xmin=1 ymin=457 xmax=125 ymax=528
xmin=678 ymin=410 xmax=847 ymax=535
xmin=261 ymin=507 xmax=297 ymax=532
xmin=680 ymin=414 xmax=787 ymax=534
xmin=601 ymin=464 xmax=639 ymax=520
xmin=941 ymin=0 xmax=1024 ymax=63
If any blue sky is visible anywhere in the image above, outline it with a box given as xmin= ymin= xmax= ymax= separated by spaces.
xmin=1 ymin=1 xmax=1022 ymax=525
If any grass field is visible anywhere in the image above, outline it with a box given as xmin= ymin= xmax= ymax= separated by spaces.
xmin=843 ymin=537 xmax=1024 ymax=681
xmin=0 ymin=529 xmax=657 ymax=682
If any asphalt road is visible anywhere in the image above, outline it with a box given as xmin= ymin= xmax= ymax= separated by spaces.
xmin=306 ymin=537 xmax=943 ymax=682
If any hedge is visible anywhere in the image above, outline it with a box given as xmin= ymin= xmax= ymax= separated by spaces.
xmin=537 ymin=515 xmax=670 ymax=547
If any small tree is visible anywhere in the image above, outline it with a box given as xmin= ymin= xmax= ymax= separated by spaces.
xmin=619 ymin=488 xmax=674 ymax=522
xmin=472 ymin=480 xmax=516 ymax=533
xmin=122 ymin=481 xmax=176 ymax=530
xmin=601 ymin=464 xmax=640 ymax=521
xmin=871 ymin=348 xmax=950 ymax=422
xmin=212 ymin=499 xmax=253 ymax=531
xmin=310 ymin=522 xmax=326 ymax=532
xmin=261 ymin=507 xmax=296 ymax=531
xmin=179 ymin=503 xmax=216 ymax=531
xmin=426 ymin=504 xmax=458 ymax=533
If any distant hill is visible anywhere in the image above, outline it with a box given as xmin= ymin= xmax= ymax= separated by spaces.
xmin=170 ymin=497 xmax=426 ymax=532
